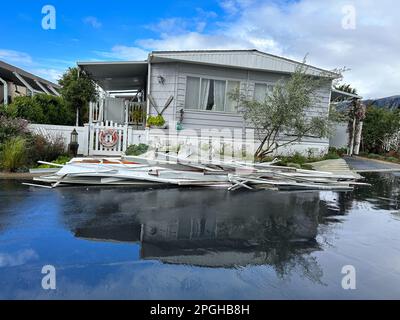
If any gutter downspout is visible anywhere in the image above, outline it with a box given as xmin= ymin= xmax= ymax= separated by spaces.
xmin=0 ymin=77 xmax=8 ymax=105
xmin=146 ymin=53 xmax=152 ymax=120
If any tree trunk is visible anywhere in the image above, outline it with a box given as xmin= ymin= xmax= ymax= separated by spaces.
xmin=348 ymin=117 xmax=356 ymax=156
xmin=353 ymin=121 xmax=363 ymax=155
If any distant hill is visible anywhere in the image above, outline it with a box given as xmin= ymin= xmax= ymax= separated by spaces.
xmin=363 ymin=95 xmax=400 ymax=110
xmin=335 ymin=95 xmax=400 ymax=112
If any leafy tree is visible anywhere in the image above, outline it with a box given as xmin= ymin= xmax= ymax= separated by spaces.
xmin=6 ymin=94 xmax=74 ymax=125
xmin=231 ymin=62 xmax=332 ymax=160
xmin=7 ymin=96 xmax=45 ymax=123
xmin=362 ymin=106 xmax=400 ymax=153
xmin=335 ymin=83 xmax=357 ymax=95
xmin=58 ymin=67 xmax=97 ymax=126
xmin=34 ymin=94 xmax=74 ymax=125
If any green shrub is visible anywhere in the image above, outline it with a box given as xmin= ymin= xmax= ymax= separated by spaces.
xmin=323 ymin=150 xmax=340 ymax=160
xmin=286 ymin=162 xmax=302 ymax=169
xmin=367 ymin=153 xmax=381 ymax=159
xmin=27 ymin=134 xmax=67 ymax=164
xmin=386 ymin=157 xmax=398 ymax=163
xmin=362 ymin=106 xmax=400 ymax=154
xmin=37 ymin=155 xmax=71 ymax=168
xmin=34 ymin=94 xmax=75 ymax=125
xmin=7 ymin=94 xmax=75 ymax=125
xmin=8 ymin=96 xmax=45 ymax=123
xmin=301 ymin=163 xmax=314 ymax=170
xmin=329 ymin=147 xmax=347 ymax=157
xmin=0 ymin=104 xmax=17 ymax=118
xmin=0 ymin=137 xmax=27 ymax=172
xmin=125 ymin=143 xmax=149 ymax=156
xmin=277 ymin=152 xmax=308 ymax=166
xmin=0 ymin=116 xmax=29 ymax=145
xmin=147 ymin=115 xmax=165 ymax=127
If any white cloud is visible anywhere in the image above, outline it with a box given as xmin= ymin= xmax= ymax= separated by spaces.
xmin=83 ymin=16 xmax=102 ymax=29
xmin=33 ymin=68 xmax=63 ymax=82
xmin=96 ymin=45 xmax=149 ymax=61
xmin=0 ymin=49 xmax=33 ymax=65
xmin=0 ymin=48 xmax=70 ymax=83
xmin=99 ymin=0 xmax=399 ymax=99
xmin=0 ymin=249 xmax=38 ymax=267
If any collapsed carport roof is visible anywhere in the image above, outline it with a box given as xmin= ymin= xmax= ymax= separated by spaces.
xmin=77 ymin=60 xmax=148 ymax=91
xmin=0 ymin=60 xmax=60 ymax=94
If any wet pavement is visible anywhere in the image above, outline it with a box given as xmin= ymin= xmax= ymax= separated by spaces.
xmin=0 ymin=172 xmax=400 ymax=299
xmin=344 ymin=156 xmax=400 ymax=173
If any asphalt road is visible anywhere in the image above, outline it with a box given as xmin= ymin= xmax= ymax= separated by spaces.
xmin=344 ymin=155 xmax=400 ymax=172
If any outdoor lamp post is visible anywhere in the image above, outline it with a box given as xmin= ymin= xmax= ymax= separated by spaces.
xmin=69 ymin=129 xmax=79 ymax=157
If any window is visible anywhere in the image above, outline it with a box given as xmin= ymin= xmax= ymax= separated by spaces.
xmin=185 ymin=76 xmax=240 ymax=112
xmin=185 ymin=77 xmax=200 ymax=110
xmin=254 ymin=83 xmax=274 ymax=102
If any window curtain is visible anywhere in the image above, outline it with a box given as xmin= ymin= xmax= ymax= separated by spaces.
xmin=200 ymin=79 xmax=210 ymax=110
xmin=214 ymin=80 xmax=226 ymax=111
xmin=254 ymin=83 xmax=268 ymax=102
xmin=185 ymin=77 xmax=200 ymax=109
xmin=225 ymin=81 xmax=240 ymax=112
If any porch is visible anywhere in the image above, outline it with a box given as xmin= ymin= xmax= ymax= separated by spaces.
xmin=78 ymin=61 xmax=150 ymax=155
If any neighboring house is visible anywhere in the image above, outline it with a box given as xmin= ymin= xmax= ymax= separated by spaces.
xmin=329 ymin=88 xmax=364 ymax=153
xmin=76 ymin=49 xmax=345 ymax=156
xmin=0 ymin=60 xmax=60 ymax=105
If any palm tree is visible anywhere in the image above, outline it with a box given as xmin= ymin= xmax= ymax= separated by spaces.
xmin=335 ymin=83 xmax=358 ymax=95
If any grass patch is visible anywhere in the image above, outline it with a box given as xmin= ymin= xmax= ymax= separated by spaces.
xmin=261 ymin=148 xmax=343 ymax=170
xmin=0 ymin=137 xmax=27 ymax=172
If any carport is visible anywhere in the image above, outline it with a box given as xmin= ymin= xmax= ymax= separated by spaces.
xmin=0 ymin=60 xmax=61 ymax=105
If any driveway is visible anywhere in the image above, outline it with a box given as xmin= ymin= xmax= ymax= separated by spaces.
xmin=344 ymin=155 xmax=400 ymax=173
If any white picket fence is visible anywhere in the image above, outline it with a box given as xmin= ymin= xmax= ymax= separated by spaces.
xmin=89 ymin=121 xmax=128 ymax=156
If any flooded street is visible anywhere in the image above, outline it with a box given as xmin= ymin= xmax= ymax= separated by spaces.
xmin=0 ymin=173 xmax=400 ymax=299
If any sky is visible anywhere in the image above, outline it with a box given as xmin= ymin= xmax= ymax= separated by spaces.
xmin=0 ymin=0 xmax=399 ymax=99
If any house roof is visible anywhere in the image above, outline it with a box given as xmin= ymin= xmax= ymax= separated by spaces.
xmin=77 ymin=49 xmax=339 ymax=91
xmin=150 ymin=49 xmax=339 ymax=78
xmin=0 ymin=60 xmax=61 ymax=93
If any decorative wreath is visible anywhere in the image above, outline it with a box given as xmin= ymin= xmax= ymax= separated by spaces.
xmin=99 ymin=129 xmax=119 ymax=148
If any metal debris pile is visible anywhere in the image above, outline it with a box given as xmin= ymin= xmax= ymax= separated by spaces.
xmin=27 ymin=151 xmax=366 ymax=191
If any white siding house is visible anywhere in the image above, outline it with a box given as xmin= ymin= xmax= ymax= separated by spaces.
xmin=77 ymin=50 xmax=338 ymax=157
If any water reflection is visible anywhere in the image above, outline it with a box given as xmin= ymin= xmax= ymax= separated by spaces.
xmin=331 ymin=173 xmax=400 ymax=213
xmin=58 ymin=187 xmax=330 ymax=281
xmin=1 ymin=174 xmax=400 ymax=299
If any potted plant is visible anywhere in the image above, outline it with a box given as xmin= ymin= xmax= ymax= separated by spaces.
xmin=147 ymin=114 xmax=167 ymax=129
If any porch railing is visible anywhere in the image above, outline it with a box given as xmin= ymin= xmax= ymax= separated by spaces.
xmin=126 ymin=101 xmax=146 ymax=129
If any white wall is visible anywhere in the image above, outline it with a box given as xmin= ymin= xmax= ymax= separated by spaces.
xmin=28 ymin=124 xmax=89 ymax=155
xmin=149 ymin=61 xmax=332 ymax=156
xmin=330 ymin=122 xmax=348 ymax=149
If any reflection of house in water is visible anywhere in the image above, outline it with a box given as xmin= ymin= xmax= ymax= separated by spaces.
xmin=60 ymin=188 xmax=326 ymax=273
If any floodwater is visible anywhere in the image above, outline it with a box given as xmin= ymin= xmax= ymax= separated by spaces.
xmin=0 ymin=173 xmax=400 ymax=299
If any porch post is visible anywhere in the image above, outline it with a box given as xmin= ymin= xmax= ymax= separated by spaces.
xmin=100 ymin=98 xmax=105 ymax=122
xmin=125 ymin=100 xmax=129 ymax=125
xmin=89 ymin=101 xmax=93 ymax=124
xmin=146 ymin=54 xmax=152 ymax=119
xmin=0 ymin=77 xmax=8 ymax=105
